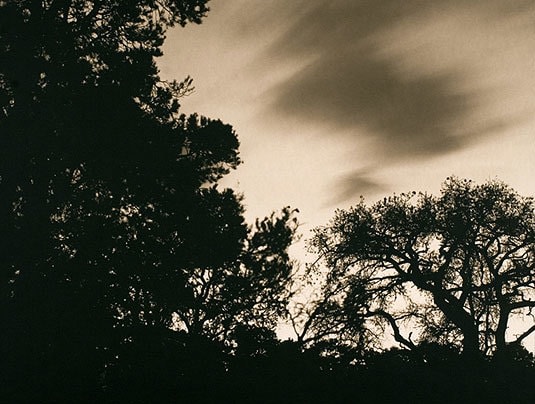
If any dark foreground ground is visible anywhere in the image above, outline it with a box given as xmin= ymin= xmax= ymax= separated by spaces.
xmin=3 ymin=342 xmax=534 ymax=403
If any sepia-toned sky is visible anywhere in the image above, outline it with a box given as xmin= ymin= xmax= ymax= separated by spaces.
xmin=159 ymin=0 xmax=535 ymax=237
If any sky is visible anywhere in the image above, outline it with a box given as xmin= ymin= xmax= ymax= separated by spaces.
xmin=158 ymin=0 xmax=535 ymax=349
xmin=159 ymin=0 xmax=535 ymax=241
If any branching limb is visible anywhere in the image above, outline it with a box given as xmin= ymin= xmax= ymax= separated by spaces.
xmin=513 ymin=324 xmax=535 ymax=345
xmin=368 ymin=309 xmax=418 ymax=351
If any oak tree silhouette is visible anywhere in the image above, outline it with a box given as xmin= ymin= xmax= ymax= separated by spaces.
xmin=305 ymin=177 xmax=535 ymax=361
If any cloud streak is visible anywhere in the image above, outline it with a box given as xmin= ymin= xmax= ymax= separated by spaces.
xmin=253 ymin=0 xmax=533 ymax=202
xmin=270 ymin=48 xmax=472 ymax=158
xmin=330 ymin=169 xmax=386 ymax=206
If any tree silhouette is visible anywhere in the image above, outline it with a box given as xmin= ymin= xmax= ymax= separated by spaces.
xmin=173 ymin=206 xmax=298 ymax=341
xmin=0 ymin=1 xmax=298 ymax=400
xmin=3 ymin=2 xmax=534 ymax=402
xmin=306 ymin=177 xmax=535 ymax=360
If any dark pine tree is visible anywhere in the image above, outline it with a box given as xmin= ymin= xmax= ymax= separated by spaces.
xmin=0 ymin=1 xmax=297 ymax=402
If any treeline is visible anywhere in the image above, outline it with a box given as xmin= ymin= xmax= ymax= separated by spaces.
xmin=0 ymin=1 xmax=534 ymax=403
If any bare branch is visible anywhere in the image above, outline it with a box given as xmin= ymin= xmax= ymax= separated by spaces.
xmin=513 ymin=324 xmax=535 ymax=345
xmin=368 ymin=309 xmax=418 ymax=351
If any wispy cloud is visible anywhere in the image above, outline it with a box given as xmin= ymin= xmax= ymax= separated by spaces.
xmin=251 ymin=0 xmax=534 ymax=202
xmin=269 ymin=48 xmax=472 ymax=158
xmin=329 ymin=169 xmax=386 ymax=206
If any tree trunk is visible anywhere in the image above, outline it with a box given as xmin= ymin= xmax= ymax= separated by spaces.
xmin=461 ymin=328 xmax=481 ymax=361
xmin=494 ymin=309 xmax=509 ymax=354
xmin=433 ymin=290 xmax=481 ymax=359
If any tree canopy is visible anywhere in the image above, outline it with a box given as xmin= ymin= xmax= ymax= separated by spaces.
xmin=306 ymin=177 xmax=535 ymax=359
xmin=1 ymin=1 xmax=534 ymax=402
xmin=0 ymin=1 xmax=299 ymax=400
